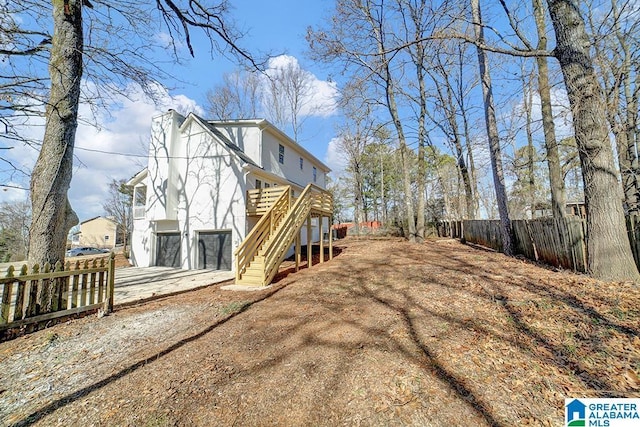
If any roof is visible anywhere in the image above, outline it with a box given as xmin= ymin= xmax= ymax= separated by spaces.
xmin=80 ymin=216 xmax=117 ymax=225
xmin=202 ymin=116 xmax=331 ymax=173
xmin=126 ymin=168 xmax=148 ymax=186
xmin=187 ymin=114 xmax=260 ymax=168
xmin=126 ymin=112 xmax=331 ymax=189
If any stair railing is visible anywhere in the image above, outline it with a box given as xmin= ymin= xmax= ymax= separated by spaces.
xmin=260 ymin=184 xmax=332 ymax=285
xmin=234 ymin=186 xmax=291 ymax=282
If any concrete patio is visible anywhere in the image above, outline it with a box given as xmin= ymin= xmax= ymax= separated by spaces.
xmin=114 ymin=267 xmax=235 ymax=305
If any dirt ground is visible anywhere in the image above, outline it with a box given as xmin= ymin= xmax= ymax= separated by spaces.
xmin=1 ymin=237 xmax=639 ymax=426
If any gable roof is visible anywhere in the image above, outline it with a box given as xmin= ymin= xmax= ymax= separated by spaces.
xmin=187 ymin=115 xmax=331 ymax=173
xmin=80 ymin=216 xmax=117 ymax=225
xmin=187 ymin=114 xmax=259 ymax=168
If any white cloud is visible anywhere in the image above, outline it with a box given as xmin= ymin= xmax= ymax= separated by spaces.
xmin=510 ymin=85 xmax=574 ymax=142
xmin=0 ymin=181 xmax=29 ymax=203
xmin=264 ymin=55 xmax=339 ymax=118
xmin=324 ymin=137 xmax=348 ymax=179
xmin=0 ymin=82 xmax=202 ymax=222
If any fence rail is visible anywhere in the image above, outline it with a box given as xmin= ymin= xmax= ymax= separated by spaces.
xmin=448 ymin=216 xmax=640 ymax=273
xmin=1 ymin=254 xmax=115 ymax=332
xmin=448 ymin=217 xmax=589 ymax=273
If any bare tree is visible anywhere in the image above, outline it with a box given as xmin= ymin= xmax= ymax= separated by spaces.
xmin=546 ymin=0 xmax=640 ymax=280
xmin=533 ymin=0 xmax=567 ymax=218
xmin=0 ymin=199 xmax=31 ymax=262
xmin=471 ymin=0 xmax=514 ymax=255
xmin=205 ymin=70 xmax=261 ymax=120
xmin=397 ymin=0 xmax=443 ymax=242
xmin=18 ymin=0 xmax=260 ymax=313
xmin=102 ymin=179 xmax=132 ymax=252
xmin=588 ymin=0 xmax=640 ymax=215
xmin=426 ymin=43 xmax=478 ymax=219
xmin=262 ymin=57 xmax=317 ymax=141
xmin=308 ymin=0 xmax=419 ymax=241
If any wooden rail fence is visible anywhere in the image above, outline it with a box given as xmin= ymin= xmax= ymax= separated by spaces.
xmin=447 ymin=217 xmax=589 ymax=272
xmin=1 ymin=254 xmax=115 ymax=333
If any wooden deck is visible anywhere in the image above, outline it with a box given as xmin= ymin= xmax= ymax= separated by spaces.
xmin=235 ymin=184 xmax=333 ymax=286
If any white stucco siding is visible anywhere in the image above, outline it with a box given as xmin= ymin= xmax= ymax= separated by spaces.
xmin=129 ymin=219 xmax=154 ymax=267
xmin=173 ymin=121 xmax=248 ymax=269
xmin=145 ymin=110 xmax=184 ymax=221
xmin=216 ymin=124 xmax=262 ymax=167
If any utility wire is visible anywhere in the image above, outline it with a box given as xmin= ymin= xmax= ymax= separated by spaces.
xmin=1 ymin=183 xmax=29 ymax=190
xmin=75 ymin=146 xmax=248 ymax=160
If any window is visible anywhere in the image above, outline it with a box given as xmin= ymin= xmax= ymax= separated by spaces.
xmin=278 ymin=144 xmax=284 ymax=164
xmin=256 ymin=179 xmax=262 ymax=189
xmin=265 ymin=183 xmax=271 ymax=188
xmin=299 ymin=157 xmax=304 ymax=170
xmin=313 ymin=166 xmax=317 ymax=183
xmin=104 ymin=235 xmax=110 ymax=241
xmin=133 ymin=185 xmax=147 ymax=219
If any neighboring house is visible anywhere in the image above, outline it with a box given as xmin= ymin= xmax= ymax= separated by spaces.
xmin=127 ymin=110 xmax=332 ymax=275
xmin=76 ymin=216 xmax=120 ymax=249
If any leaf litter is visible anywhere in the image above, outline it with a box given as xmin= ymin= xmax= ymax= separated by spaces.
xmin=0 ymin=237 xmax=638 ymax=426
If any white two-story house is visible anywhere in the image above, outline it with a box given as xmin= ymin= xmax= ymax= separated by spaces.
xmin=127 ymin=110 xmax=331 ymax=273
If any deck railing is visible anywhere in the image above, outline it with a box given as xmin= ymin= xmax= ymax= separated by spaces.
xmin=246 ymin=186 xmax=291 ymax=216
xmin=237 ymin=184 xmax=333 ymax=286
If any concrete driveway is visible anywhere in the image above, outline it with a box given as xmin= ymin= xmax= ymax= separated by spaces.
xmin=114 ymin=267 xmax=235 ymax=305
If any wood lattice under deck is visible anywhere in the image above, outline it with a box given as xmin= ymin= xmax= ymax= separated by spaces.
xmin=235 ymin=184 xmax=333 ymax=286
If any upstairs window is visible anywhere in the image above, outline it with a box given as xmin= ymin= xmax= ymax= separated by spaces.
xmin=133 ymin=185 xmax=147 ymax=219
xmin=313 ymin=166 xmax=317 ymax=183
xmin=256 ymin=179 xmax=262 ymax=189
xmin=299 ymin=157 xmax=304 ymax=170
xmin=278 ymin=144 xmax=284 ymax=164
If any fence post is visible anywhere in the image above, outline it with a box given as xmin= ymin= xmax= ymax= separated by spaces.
xmin=105 ymin=252 xmax=116 ymax=313
xmin=1 ymin=267 xmax=14 ymax=324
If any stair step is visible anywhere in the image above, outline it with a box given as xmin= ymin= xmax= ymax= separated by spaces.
xmin=243 ymin=264 xmax=264 ymax=273
xmin=240 ymin=270 xmax=265 ymax=279
xmin=236 ymin=184 xmax=332 ymax=287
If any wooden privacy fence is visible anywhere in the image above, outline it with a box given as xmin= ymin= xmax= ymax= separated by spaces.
xmin=453 ymin=217 xmax=588 ymax=272
xmin=1 ymin=254 xmax=115 ymax=332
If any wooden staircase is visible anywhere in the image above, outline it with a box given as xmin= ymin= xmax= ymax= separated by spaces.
xmin=235 ymin=184 xmax=333 ymax=286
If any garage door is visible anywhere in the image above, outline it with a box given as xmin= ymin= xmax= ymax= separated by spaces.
xmin=156 ymin=233 xmax=181 ymax=267
xmin=198 ymin=231 xmax=232 ymax=270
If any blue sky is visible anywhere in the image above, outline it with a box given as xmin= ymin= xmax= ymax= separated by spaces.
xmin=0 ymin=1 xmax=580 ymax=222
xmin=0 ymin=0 xmax=345 ymax=222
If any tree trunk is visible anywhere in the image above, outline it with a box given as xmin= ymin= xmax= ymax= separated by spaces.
xmin=28 ymin=1 xmax=82 ymax=311
xmin=415 ymin=35 xmax=427 ymax=242
xmin=471 ymin=0 xmax=514 ymax=255
xmin=522 ymin=68 xmax=536 ymax=218
xmin=361 ymin=1 xmax=416 ymax=242
xmin=533 ymin=0 xmax=566 ymax=219
xmin=547 ymin=0 xmax=640 ymax=281
xmin=460 ymin=90 xmax=479 ymax=219
xmin=453 ymin=46 xmax=479 ymax=219
xmin=442 ymin=65 xmax=475 ymax=219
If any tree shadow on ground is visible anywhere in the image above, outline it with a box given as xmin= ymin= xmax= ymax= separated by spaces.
xmin=10 ymin=283 xmax=289 ymax=427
